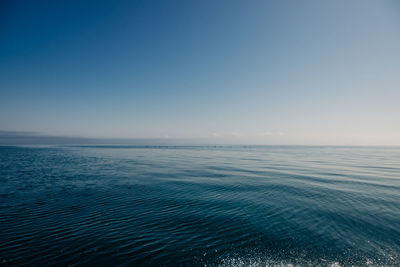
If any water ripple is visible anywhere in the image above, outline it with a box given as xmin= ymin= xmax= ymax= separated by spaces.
xmin=0 ymin=146 xmax=399 ymax=266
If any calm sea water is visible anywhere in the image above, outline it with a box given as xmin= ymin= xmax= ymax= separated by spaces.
xmin=0 ymin=145 xmax=399 ymax=266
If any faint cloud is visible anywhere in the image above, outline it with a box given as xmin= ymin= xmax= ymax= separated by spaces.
xmin=231 ymin=132 xmax=242 ymax=137
xmin=260 ymin=131 xmax=273 ymax=136
xmin=259 ymin=131 xmax=286 ymax=137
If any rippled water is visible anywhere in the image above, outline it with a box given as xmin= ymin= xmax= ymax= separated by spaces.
xmin=0 ymin=146 xmax=399 ymax=266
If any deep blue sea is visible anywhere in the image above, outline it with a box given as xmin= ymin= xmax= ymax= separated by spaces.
xmin=0 ymin=145 xmax=399 ymax=266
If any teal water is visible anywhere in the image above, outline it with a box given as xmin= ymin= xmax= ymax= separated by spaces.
xmin=0 ymin=146 xmax=399 ymax=266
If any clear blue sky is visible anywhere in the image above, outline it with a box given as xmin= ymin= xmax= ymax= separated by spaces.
xmin=1 ymin=0 xmax=399 ymax=145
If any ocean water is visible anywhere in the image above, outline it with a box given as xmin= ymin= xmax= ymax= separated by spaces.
xmin=0 ymin=145 xmax=399 ymax=266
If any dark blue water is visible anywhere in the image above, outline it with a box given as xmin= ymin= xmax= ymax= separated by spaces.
xmin=0 ymin=146 xmax=399 ymax=266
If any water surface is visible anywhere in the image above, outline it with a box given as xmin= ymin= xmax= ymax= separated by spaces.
xmin=0 ymin=146 xmax=399 ymax=266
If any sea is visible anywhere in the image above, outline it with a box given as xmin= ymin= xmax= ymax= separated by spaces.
xmin=0 ymin=145 xmax=399 ymax=266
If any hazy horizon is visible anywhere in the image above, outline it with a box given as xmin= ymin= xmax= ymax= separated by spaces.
xmin=1 ymin=130 xmax=400 ymax=147
xmin=1 ymin=0 xmax=400 ymax=145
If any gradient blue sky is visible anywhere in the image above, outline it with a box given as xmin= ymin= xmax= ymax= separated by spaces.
xmin=1 ymin=0 xmax=399 ymax=145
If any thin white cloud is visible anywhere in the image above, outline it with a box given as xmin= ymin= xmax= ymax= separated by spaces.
xmin=231 ymin=132 xmax=242 ymax=137
xmin=260 ymin=131 xmax=273 ymax=136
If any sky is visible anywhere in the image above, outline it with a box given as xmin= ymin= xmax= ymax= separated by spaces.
xmin=1 ymin=0 xmax=399 ymax=145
